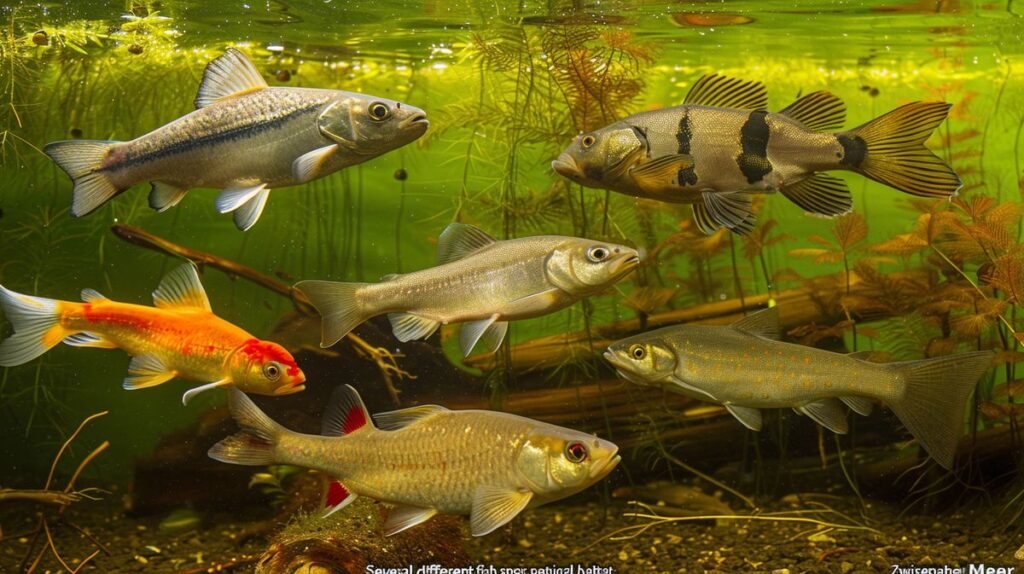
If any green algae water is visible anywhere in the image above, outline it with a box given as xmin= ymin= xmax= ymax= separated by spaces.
xmin=1 ymin=1 xmax=1024 ymax=572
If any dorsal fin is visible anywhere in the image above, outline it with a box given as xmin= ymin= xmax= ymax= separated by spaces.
xmin=80 ymin=288 xmax=107 ymax=302
xmin=684 ymin=74 xmax=768 ymax=111
xmin=194 ymin=48 xmax=268 ymax=109
xmin=779 ymin=91 xmax=846 ymax=132
xmin=374 ymin=404 xmax=449 ymax=431
xmin=152 ymin=264 xmax=211 ymax=311
xmin=731 ymin=306 xmax=781 ymax=340
xmin=322 ymin=384 xmax=374 ymax=437
xmin=436 ymin=223 xmax=498 ymax=265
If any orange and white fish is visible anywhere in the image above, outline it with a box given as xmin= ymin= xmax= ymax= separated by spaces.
xmin=0 ymin=264 xmax=305 ymax=404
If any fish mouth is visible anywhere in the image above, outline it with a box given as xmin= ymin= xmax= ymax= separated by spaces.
xmin=274 ymin=384 xmax=306 ymax=396
xmin=552 ymin=154 xmax=580 ymax=178
xmin=590 ymin=448 xmax=621 ymax=479
xmin=402 ymin=113 xmax=430 ymax=131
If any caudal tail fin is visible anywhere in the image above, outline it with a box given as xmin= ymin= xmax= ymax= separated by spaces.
xmin=44 ymin=140 xmax=122 ymax=216
xmin=208 ymin=388 xmax=286 ymax=466
xmin=0 ymin=286 xmax=68 ymax=367
xmin=886 ymin=351 xmax=992 ymax=469
xmin=842 ymin=102 xmax=961 ymax=199
xmin=293 ymin=280 xmax=371 ymax=348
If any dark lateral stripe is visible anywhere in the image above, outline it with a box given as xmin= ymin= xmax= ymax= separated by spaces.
xmin=113 ymin=103 xmax=321 ymax=170
xmin=837 ymin=134 xmax=867 ymax=167
xmin=736 ymin=110 xmax=772 ymax=184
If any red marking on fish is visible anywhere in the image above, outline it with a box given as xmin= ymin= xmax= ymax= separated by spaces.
xmin=326 ymin=480 xmax=350 ymax=509
xmin=343 ymin=405 xmax=368 ymax=435
xmin=239 ymin=338 xmax=301 ymax=380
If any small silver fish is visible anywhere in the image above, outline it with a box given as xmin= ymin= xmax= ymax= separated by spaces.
xmin=44 ymin=49 xmax=428 ymax=230
xmin=209 ymin=386 xmax=620 ymax=536
xmin=603 ymin=307 xmax=992 ymax=469
xmin=553 ymin=74 xmax=960 ymax=235
xmin=295 ymin=223 xmax=640 ymax=357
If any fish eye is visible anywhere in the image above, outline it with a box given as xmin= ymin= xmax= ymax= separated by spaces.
xmin=368 ymin=102 xmax=390 ymax=120
xmin=565 ymin=441 xmax=588 ymax=463
xmin=263 ymin=362 xmax=281 ymax=381
xmin=580 ymin=134 xmax=596 ymax=149
xmin=629 ymin=344 xmax=646 ymax=360
xmin=587 ymin=246 xmax=609 ymax=262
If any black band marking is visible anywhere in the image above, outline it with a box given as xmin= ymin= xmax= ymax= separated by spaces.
xmin=837 ymin=134 xmax=867 ymax=168
xmin=736 ymin=110 xmax=772 ymax=184
xmin=675 ymin=111 xmax=697 ymax=185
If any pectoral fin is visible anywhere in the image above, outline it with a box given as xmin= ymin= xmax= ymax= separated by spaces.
xmin=470 ymin=485 xmax=533 ymax=537
xmin=383 ymin=505 xmax=438 ymax=536
xmin=292 ymin=144 xmax=339 ymax=183
xmin=725 ymin=404 xmax=762 ymax=431
xmin=181 ymin=378 xmax=232 ymax=406
xmin=630 ymin=154 xmax=694 ymax=194
xmin=794 ymin=399 xmax=848 ymax=434
xmin=124 ymin=354 xmax=177 ymax=390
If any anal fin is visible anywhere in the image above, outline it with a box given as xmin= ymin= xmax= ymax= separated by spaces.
xmin=779 ymin=174 xmax=852 ymax=217
xmin=323 ymin=478 xmax=358 ymax=517
xmin=795 ymin=398 xmax=849 ymax=434
xmin=840 ymin=396 xmax=874 ymax=417
xmin=63 ymin=332 xmax=117 ymax=349
xmin=387 ymin=313 xmax=440 ymax=342
xmin=149 ymin=182 xmax=189 ymax=213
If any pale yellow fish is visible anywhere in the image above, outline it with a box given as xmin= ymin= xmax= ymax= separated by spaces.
xmin=209 ymin=386 xmax=620 ymax=536
xmin=295 ymin=223 xmax=640 ymax=357
xmin=604 ymin=307 xmax=992 ymax=469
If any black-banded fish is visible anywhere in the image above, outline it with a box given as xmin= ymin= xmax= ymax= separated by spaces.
xmin=294 ymin=223 xmax=640 ymax=357
xmin=603 ymin=307 xmax=992 ymax=469
xmin=552 ymin=74 xmax=961 ymax=235
xmin=44 ymin=49 xmax=428 ymax=230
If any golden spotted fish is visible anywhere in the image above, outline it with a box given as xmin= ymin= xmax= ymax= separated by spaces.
xmin=44 ymin=49 xmax=428 ymax=230
xmin=295 ymin=223 xmax=640 ymax=357
xmin=552 ymin=74 xmax=960 ymax=235
xmin=209 ymin=385 xmax=620 ymax=536
xmin=0 ymin=264 xmax=305 ymax=404
xmin=603 ymin=307 xmax=991 ymax=469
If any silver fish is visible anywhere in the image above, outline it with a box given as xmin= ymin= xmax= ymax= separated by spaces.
xmin=295 ymin=223 xmax=640 ymax=357
xmin=553 ymin=74 xmax=960 ymax=235
xmin=44 ymin=49 xmax=428 ymax=230
xmin=603 ymin=307 xmax=991 ymax=469
xmin=209 ymin=386 xmax=620 ymax=536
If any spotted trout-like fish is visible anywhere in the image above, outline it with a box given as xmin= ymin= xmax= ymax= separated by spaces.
xmin=553 ymin=74 xmax=960 ymax=235
xmin=295 ymin=223 xmax=640 ymax=357
xmin=44 ymin=49 xmax=428 ymax=230
xmin=603 ymin=307 xmax=992 ymax=469
xmin=0 ymin=264 xmax=305 ymax=404
xmin=210 ymin=385 xmax=620 ymax=536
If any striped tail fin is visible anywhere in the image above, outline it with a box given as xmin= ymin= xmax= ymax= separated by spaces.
xmin=0 ymin=286 xmax=69 ymax=366
xmin=44 ymin=140 xmax=123 ymax=216
xmin=840 ymin=102 xmax=961 ymax=199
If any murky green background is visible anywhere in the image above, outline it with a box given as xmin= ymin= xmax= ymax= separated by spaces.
xmin=0 ymin=0 xmax=1021 ymax=483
